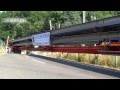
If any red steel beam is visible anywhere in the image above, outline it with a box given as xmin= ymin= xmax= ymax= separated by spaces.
xmin=18 ymin=46 xmax=107 ymax=54
xmin=11 ymin=45 xmax=120 ymax=54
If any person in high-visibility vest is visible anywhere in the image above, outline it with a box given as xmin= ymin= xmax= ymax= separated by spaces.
xmin=103 ymin=38 xmax=110 ymax=46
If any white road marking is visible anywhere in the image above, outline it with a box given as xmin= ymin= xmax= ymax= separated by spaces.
xmin=32 ymin=58 xmax=46 ymax=64
xmin=25 ymin=55 xmax=46 ymax=64
xmin=25 ymin=56 xmax=30 ymax=58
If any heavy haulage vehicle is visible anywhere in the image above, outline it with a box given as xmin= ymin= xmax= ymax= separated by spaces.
xmin=11 ymin=15 xmax=120 ymax=54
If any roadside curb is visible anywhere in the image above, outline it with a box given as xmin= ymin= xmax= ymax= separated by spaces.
xmin=29 ymin=54 xmax=120 ymax=78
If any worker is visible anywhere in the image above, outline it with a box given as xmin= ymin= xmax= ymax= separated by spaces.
xmin=103 ymin=38 xmax=110 ymax=46
xmin=9 ymin=47 xmax=11 ymax=54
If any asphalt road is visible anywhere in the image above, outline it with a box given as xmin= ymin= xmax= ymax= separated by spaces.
xmin=0 ymin=54 xmax=119 ymax=79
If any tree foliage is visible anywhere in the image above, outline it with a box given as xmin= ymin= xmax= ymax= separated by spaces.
xmin=0 ymin=11 xmax=119 ymax=41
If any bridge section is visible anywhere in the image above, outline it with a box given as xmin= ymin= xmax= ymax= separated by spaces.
xmin=11 ymin=16 xmax=120 ymax=54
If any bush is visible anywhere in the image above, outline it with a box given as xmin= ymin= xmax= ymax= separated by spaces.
xmin=26 ymin=50 xmax=31 ymax=55
xmin=91 ymin=54 xmax=98 ymax=64
xmin=117 ymin=58 xmax=120 ymax=68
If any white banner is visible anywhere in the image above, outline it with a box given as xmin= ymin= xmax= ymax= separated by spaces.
xmin=32 ymin=32 xmax=50 ymax=46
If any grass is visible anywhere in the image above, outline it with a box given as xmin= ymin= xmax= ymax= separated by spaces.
xmin=38 ymin=51 xmax=120 ymax=70
xmin=0 ymin=46 xmax=6 ymax=54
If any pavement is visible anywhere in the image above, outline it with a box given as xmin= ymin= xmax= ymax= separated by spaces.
xmin=0 ymin=54 xmax=119 ymax=79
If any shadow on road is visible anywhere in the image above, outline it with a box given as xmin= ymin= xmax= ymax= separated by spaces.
xmin=29 ymin=54 xmax=120 ymax=78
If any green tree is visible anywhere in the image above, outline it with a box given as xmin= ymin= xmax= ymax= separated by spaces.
xmin=0 ymin=11 xmax=120 ymax=42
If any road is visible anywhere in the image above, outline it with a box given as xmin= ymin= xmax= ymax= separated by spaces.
xmin=0 ymin=54 xmax=119 ymax=79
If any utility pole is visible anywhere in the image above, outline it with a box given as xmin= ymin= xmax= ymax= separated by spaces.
xmin=83 ymin=11 xmax=86 ymax=23
xmin=6 ymin=35 xmax=9 ymax=54
xmin=58 ymin=23 xmax=61 ymax=29
xmin=93 ymin=12 xmax=97 ymax=20
xmin=91 ymin=12 xmax=96 ymax=21
xmin=49 ymin=20 xmax=52 ymax=30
